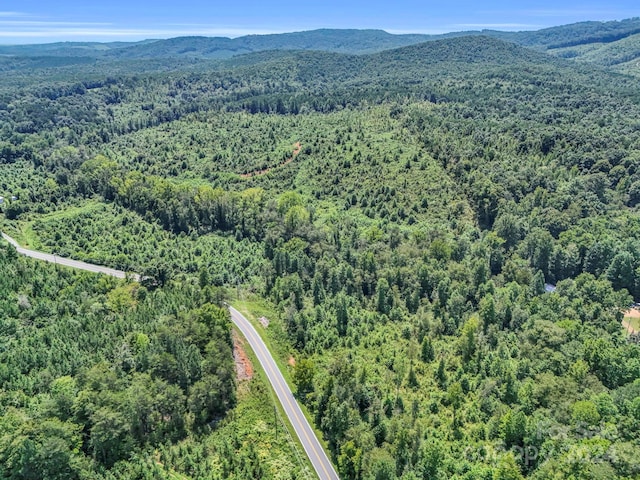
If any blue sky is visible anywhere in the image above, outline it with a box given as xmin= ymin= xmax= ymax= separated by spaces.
xmin=0 ymin=1 xmax=637 ymax=44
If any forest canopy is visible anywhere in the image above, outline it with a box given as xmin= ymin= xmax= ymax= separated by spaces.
xmin=1 ymin=24 xmax=640 ymax=480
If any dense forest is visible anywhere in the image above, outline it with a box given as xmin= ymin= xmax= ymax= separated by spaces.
xmin=2 ymin=20 xmax=640 ymax=480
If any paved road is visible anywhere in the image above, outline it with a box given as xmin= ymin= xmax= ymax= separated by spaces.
xmin=1 ymin=230 xmax=338 ymax=479
xmin=228 ymin=306 xmax=339 ymax=480
xmin=1 ymin=232 xmax=139 ymax=281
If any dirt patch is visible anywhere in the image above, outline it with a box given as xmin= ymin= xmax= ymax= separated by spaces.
xmin=240 ymin=142 xmax=302 ymax=178
xmin=233 ymin=330 xmax=254 ymax=381
xmin=624 ymin=308 xmax=640 ymax=319
xmin=259 ymin=316 xmax=270 ymax=328
xmin=288 ymin=356 xmax=296 ymax=367
xmin=623 ymin=308 xmax=640 ymax=334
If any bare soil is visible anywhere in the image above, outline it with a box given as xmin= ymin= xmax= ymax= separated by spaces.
xmin=233 ymin=330 xmax=254 ymax=381
xmin=240 ymin=142 xmax=302 ymax=178
xmin=624 ymin=308 xmax=640 ymax=318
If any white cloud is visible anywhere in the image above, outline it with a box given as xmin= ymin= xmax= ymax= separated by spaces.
xmin=0 ymin=11 xmax=25 ymax=17
xmin=0 ymin=21 xmax=111 ymax=26
xmin=0 ymin=26 xmax=286 ymax=40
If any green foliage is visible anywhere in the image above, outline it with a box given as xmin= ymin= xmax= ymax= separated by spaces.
xmin=293 ymin=358 xmax=316 ymax=398
xmin=3 ymin=26 xmax=640 ymax=480
xmin=0 ymin=244 xmax=238 ymax=478
xmin=571 ymin=400 xmax=602 ymax=426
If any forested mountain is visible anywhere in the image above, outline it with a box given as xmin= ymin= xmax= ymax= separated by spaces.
xmin=493 ymin=17 xmax=640 ymax=48
xmin=2 ymin=22 xmax=640 ymax=480
xmin=0 ymin=40 xmax=156 ymax=57
xmin=0 ymin=29 xmax=438 ymax=59
xmin=1 ymin=17 xmax=640 ymax=67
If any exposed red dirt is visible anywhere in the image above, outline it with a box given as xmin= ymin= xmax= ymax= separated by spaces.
xmin=240 ymin=142 xmax=302 ymax=178
xmin=233 ymin=330 xmax=254 ymax=381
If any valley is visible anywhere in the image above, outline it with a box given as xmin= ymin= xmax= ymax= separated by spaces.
xmin=1 ymin=18 xmax=640 ymax=480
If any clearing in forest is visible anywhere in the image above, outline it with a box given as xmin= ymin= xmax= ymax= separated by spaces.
xmin=233 ymin=330 xmax=254 ymax=381
xmin=623 ymin=308 xmax=640 ymax=334
xmin=240 ymin=142 xmax=302 ymax=178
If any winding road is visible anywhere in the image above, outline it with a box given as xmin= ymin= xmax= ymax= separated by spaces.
xmin=1 ymin=231 xmax=338 ymax=480
xmin=229 ymin=306 xmax=339 ymax=480
xmin=1 ymin=232 xmax=139 ymax=281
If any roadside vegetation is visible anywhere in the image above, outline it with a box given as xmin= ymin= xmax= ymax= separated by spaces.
xmin=1 ymin=27 xmax=640 ymax=480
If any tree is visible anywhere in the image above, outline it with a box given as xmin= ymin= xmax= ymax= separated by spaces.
xmin=376 ymin=278 xmax=390 ymax=314
xmin=479 ymin=294 xmax=496 ymax=329
xmin=417 ymin=440 xmax=443 ymax=479
xmin=627 ymin=180 xmax=640 ymax=207
xmin=90 ymin=407 xmax=133 ymax=467
xmin=188 ymin=375 xmax=231 ymax=428
xmin=459 ymin=315 xmax=479 ymax=362
xmin=494 ymin=212 xmax=522 ymax=250
xmin=524 ymin=228 xmax=554 ymax=278
xmin=336 ymin=293 xmax=350 ymax=336
xmin=501 ymin=409 xmax=527 ymax=448
xmin=277 ymin=191 xmax=304 ymax=215
xmin=338 ymin=440 xmax=362 ymax=480
xmin=493 ymin=452 xmax=524 ymax=480
xmin=284 ymin=205 xmax=310 ymax=236
xmin=606 ymin=251 xmax=635 ymax=293
xmin=293 ymin=358 xmax=316 ymax=399
xmin=407 ymin=363 xmax=419 ymax=389
xmin=435 ymin=358 xmax=447 ymax=388
xmin=48 ymin=376 xmax=77 ymax=421
xmin=421 ymin=337 xmax=434 ymax=363
xmin=366 ymin=448 xmax=397 ymax=480
xmin=447 ymin=382 xmax=463 ymax=412
xmin=531 ymin=270 xmax=545 ymax=297
xmin=572 ymin=400 xmax=601 ymax=426
xmin=0 ymin=416 xmax=86 ymax=480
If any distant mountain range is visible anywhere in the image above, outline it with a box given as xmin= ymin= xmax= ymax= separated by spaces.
xmin=1 ymin=17 xmax=639 ymax=75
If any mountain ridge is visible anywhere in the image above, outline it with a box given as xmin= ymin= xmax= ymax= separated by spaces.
xmin=1 ymin=17 xmax=639 ymax=61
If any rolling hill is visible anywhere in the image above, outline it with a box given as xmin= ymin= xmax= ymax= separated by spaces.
xmin=1 ymin=17 xmax=639 ymax=68
xmin=2 ymin=19 xmax=640 ymax=480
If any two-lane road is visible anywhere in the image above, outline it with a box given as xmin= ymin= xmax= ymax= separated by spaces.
xmin=228 ymin=306 xmax=339 ymax=480
xmin=1 ymin=231 xmax=338 ymax=479
xmin=1 ymin=232 xmax=139 ymax=281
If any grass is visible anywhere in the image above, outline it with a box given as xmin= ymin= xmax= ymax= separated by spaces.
xmin=230 ymin=292 xmax=334 ymax=478
xmin=232 ymin=293 xmax=296 ymax=387
xmin=232 ymin=327 xmax=317 ymax=479
xmin=623 ymin=314 xmax=640 ymax=332
xmin=4 ymin=201 xmax=105 ymax=250
xmin=152 ymin=356 xmax=315 ymax=480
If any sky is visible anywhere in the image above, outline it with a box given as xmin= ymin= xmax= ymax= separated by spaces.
xmin=0 ymin=0 xmax=637 ymax=44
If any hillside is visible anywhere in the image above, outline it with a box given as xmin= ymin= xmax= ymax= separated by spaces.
xmin=1 ymin=17 xmax=638 ymax=65
xmin=2 ymin=28 xmax=640 ymax=480
xmin=0 ymin=39 xmax=156 ymax=57
xmin=490 ymin=17 xmax=640 ymax=48
xmin=549 ymin=31 xmax=640 ymax=70
xmin=0 ymin=29 xmax=438 ymax=60
xmin=105 ymin=29 xmax=442 ymax=58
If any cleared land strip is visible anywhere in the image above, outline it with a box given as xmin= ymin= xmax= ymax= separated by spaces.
xmin=228 ymin=306 xmax=339 ymax=480
xmin=1 ymin=230 xmax=338 ymax=480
